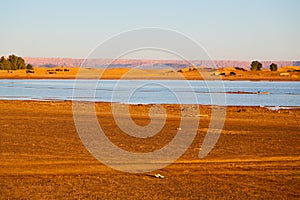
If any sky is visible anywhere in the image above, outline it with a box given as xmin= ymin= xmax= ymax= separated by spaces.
xmin=1 ymin=0 xmax=299 ymax=61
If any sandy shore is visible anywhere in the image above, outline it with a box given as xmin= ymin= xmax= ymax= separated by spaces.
xmin=0 ymin=100 xmax=299 ymax=199
xmin=0 ymin=67 xmax=300 ymax=81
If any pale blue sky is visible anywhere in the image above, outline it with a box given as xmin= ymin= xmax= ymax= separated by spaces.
xmin=1 ymin=0 xmax=299 ymax=60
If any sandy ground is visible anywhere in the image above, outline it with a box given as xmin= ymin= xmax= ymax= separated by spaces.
xmin=0 ymin=100 xmax=299 ymax=199
xmin=0 ymin=67 xmax=300 ymax=81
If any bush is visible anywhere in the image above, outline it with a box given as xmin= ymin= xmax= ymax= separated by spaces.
xmin=270 ymin=63 xmax=278 ymax=71
xmin=26 ymin=64 xmax=33 ymax=69
xmin=250 ymin=61 xmax=262 ymax=71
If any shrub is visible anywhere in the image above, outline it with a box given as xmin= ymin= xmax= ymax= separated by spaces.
xmin=250 ymin=61 xmax=262 ymax=71
xmin=270 ymin=63 xmax=278 ymax=71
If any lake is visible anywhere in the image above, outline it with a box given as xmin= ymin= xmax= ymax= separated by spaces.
xmin=0 ymin=79 xmax=299 ymax=107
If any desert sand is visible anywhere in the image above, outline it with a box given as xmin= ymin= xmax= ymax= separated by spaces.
xmin=0 ymin=66 xmax=300 ymax=81
xmin=0 ymin=100 xmax=299 ymax=199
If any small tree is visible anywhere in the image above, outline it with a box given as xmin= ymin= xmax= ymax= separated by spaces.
xmin=250 ymin=60 xmax=262 ymax=71
xmin=8 ymin=55 xmax=18 ymax=70
xmin=270 ymin=63 xmax=278 ymax=71
xmin=8 ymin=54 xmax=26 ymax=70
xmin=0 ymin=56 xmax=12 ymax=70
xmin=0 ymin=55 xmax=27 ymax=70
xmin=17 ymin=57 xmax=26 ymax=69
xmin=0 ymin=57 xmax=5 ymax=70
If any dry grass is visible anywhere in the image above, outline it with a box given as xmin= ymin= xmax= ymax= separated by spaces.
xmin=0 ymin=66 xmax=299 ymax=80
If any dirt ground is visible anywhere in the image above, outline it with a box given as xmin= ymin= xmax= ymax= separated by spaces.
xmin=0 ymin=67 xmax=299 ymax=81
xmin=0 ymin=100 xmax=299 ymax=199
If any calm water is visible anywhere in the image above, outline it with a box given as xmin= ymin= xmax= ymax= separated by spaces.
xmin=0 ymin=79 xmax=299 ymax=106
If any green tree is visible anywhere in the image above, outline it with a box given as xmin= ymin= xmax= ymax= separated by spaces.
xmin=0 ymin=56 xmax=12 ymax=70
xmin=8 ymin=54 xmax=26 ymax=70
xmin=17 ymin=56 xmax=26 ymax=69
xmin=8 ymin=55 xmax=18 ymax=70
xmin=0 ymin=54 xmax=27 ymax=70
xmin=270 ymin=63 xmax=278 ymax=71
xmin=250 ymin=61 xmax=262 ymax=71
xmin=0 ymin=57 xmax=4 ymax=70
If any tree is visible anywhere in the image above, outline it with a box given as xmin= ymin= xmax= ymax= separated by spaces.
xmin=17 ymin=56 xmax=26 ymax=69
xmin=0 ymin=54 xmax=28 ymax=70
xmin=8 ymin=54 xmax=26 ymax=70
xmin=8 ymin=55 xmax=18 ymax=70
xmin=250 ymin=61 xmax=262 ymax=71
xmin=0 ymin=56 xmax=12 ymax=70
xmin=270 ymin=63 xmax=278 ymax=71
xmin=0 ymin=57 xmax=5 ymax=70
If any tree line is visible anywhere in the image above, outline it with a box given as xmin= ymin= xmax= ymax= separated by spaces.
xmin=0 ymin=54 xmax=33 ymax=70
xmin=251 ymin=61 xmax=277 ymax=71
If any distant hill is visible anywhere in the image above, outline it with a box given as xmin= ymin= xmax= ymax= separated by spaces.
xmin=24 ymin=57 xmax=300 ymax=69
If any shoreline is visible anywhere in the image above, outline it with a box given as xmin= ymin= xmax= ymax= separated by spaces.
xmin=1 ymin=76 xmax=299 ymax=81
xmin=1 ymin=99 xmax=300 ymax=109
xmin=0 ymin=67 xmax=299 ymax=81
